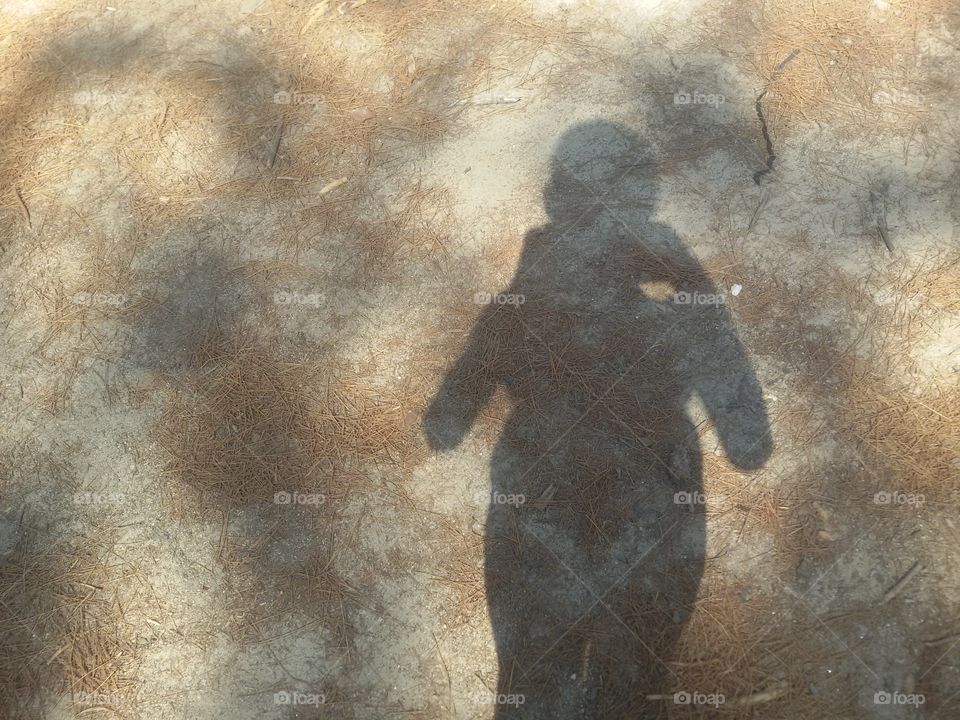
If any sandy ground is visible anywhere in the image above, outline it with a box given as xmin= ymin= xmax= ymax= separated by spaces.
xmin=0 ymin=0 xmax=958 ymax=718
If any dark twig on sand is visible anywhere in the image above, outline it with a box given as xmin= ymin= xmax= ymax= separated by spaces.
xmin=753 ymin=49 xmax=801 ymax=185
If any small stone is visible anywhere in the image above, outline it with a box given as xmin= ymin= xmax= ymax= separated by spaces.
xmin=730 ymin=283 xmax=743 ymax=296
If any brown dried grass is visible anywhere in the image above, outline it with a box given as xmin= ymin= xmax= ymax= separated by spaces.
xmin=155 ymin=334 xmax=424 ymax=510
xmin=0 ymin=528 xmax=137 ymax=719
xmin=702 ymin=0 xmax=944 ymax=133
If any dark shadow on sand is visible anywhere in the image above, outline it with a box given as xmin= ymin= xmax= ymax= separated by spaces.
xmin=425 ymin=120 xmax=773 ymax=719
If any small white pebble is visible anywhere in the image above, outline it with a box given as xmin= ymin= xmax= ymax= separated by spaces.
xmin=730 ymin=283 xmax=742 ymax=296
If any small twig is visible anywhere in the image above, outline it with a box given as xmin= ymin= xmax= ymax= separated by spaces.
xmin=883 ymin=560 xmax=923 ymax=603
xmin=318 ymin=177 xmax=348 ymax=195
xmin=431 ymin=631 xmax=455 ymax=715
xmin=877 ymin=216 xmax=894 ymax=253
xmin=269 ymin=122 xmax=284 ymax=168
xmin=216 ymin=509 xmax=230 ymax=561
xmin=753 ymin=49 xmax=801 ymax=185
xmin=15 ymin=187 xmax=32 ymax=228
xmin=746 ymin=188 xmax=767 ymax=234
xmin=924 ymin=631 xmax=960 ymax=647
xmin=870 ymin=187 xmax=894 ymax=252
xmin=728 ymin=681 xmax=790 ymax=707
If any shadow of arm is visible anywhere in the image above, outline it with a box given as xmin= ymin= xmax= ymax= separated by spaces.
xmin=693 ymin=315 xmax=773 ymax=470
xmin=422 ymin=312 xmax=505 ymax=451
xmin=624 ymin=231 xmax=773 ymax=470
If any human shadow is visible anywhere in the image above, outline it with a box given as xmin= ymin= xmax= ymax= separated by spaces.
xmin=424 ymin=120 xmax=773 ymax=718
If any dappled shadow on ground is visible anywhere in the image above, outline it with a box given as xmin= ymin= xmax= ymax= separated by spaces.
xmin=128 ymin=237 xmax=364 ymax=716
xmin=425 ymin=121 xmax=772 ymax=718
xmin=0 ymin=16 xmax=391 ymax=716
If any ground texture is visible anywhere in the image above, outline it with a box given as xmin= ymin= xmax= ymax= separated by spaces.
xmin=0 ymin=0 xmax=958 ymax=718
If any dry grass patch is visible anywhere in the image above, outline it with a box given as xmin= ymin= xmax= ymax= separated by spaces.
xmin=429 ymin=517 xmax=487 ymax=626
xmin=668 ymin=575 xmax=872 ymax=719
xmin=156 ymin=335 xmax=425 ymax=510
xmin=0 ymin=528 xmax=138 ymax=719
xmin=221 ymin=523 xmax=361 ymax=656
xmin=248 ymin=0 xmax=603 ymax=179
xmin=695 ymin=0 xmax=946 ymax=134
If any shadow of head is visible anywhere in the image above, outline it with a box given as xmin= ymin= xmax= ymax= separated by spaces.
xmin=523 ymin=120 xmax=713 ymax=309
xmin=542 ymin=120 xmax=659 ymax=244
